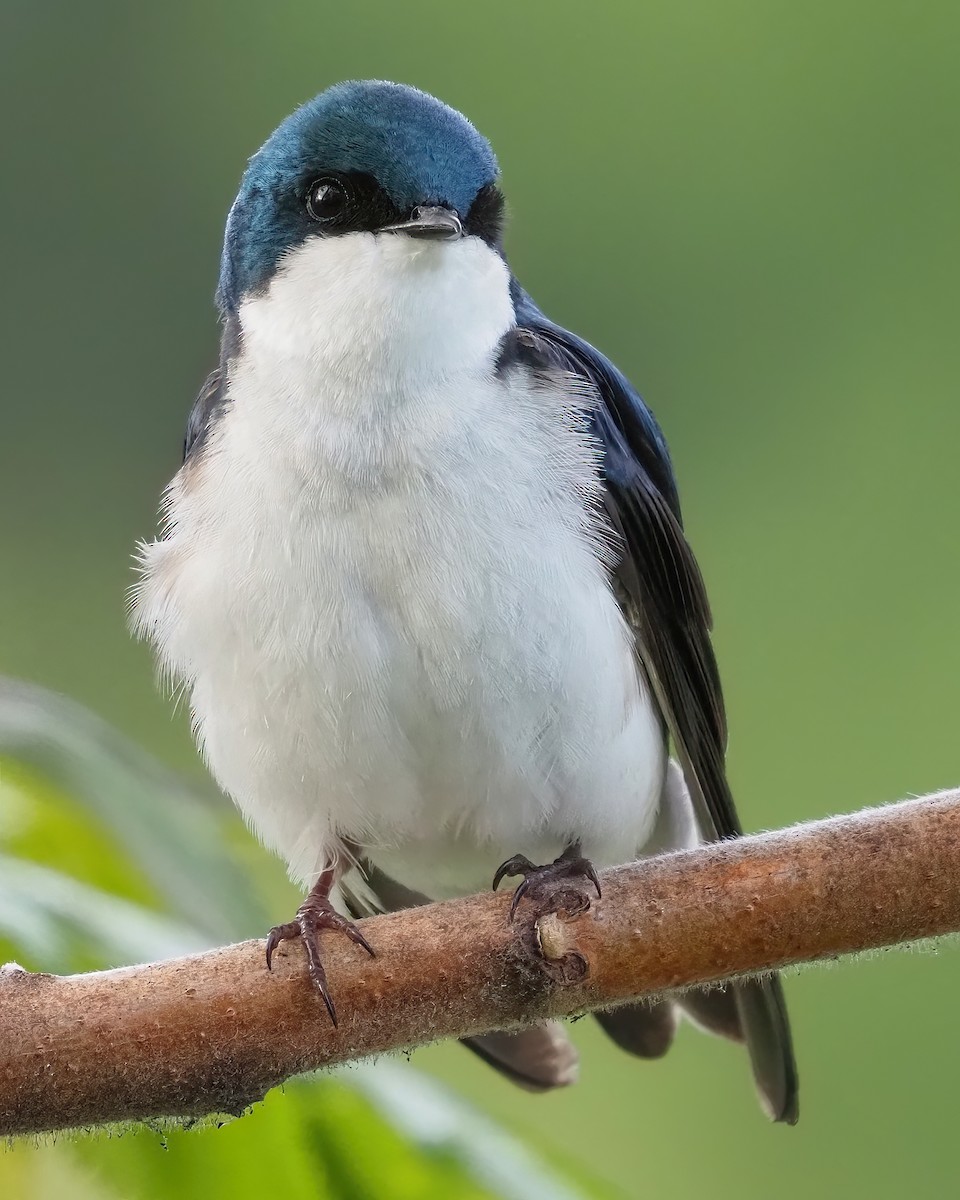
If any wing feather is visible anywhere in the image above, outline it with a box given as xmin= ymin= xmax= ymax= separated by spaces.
xmin=509 ymin=284 xmax=798 ymax=1123
xmin=510 ymin=286 xmax=739 ymax=840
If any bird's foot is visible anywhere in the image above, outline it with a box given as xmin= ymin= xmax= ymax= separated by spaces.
xmin=492 ymin=849 xmax=601 ymax=921
xmin=265 ymin=891 xmax=374 ymax=1026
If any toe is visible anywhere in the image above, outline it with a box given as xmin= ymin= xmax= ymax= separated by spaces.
xmin=339 ymin=919 xmax=375 ymax=958
xmin=265 ymin=920 xmax=300 ymax=970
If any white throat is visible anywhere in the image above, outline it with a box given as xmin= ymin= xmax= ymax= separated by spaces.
xmin=238 ymin=231 xmax=514 ymax=380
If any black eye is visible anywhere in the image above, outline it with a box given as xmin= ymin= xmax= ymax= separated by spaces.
xmin=305 ymin=177 xmax=349 ymax=222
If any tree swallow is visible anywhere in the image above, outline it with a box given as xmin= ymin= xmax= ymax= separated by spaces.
xmin=133 ymin=80 xmax=798 ymax=1122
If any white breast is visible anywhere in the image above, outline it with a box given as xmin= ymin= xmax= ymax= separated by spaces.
xmin=133 ymin=231 xmax=665 ymax=893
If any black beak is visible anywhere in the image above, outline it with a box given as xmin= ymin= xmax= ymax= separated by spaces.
xmin=381 ymin=205 xmax=464 ymax=241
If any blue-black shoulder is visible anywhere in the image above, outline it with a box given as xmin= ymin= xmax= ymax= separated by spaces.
xmin=503 ymin=282 xmax=740 ymax=842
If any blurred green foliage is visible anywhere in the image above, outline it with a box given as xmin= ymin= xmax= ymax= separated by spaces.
xmin=1 ymin=1 xmax=959 ymax=1196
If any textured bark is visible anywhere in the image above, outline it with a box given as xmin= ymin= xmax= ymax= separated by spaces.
xmin=3 ymin=789 xmax=959 ymax=1136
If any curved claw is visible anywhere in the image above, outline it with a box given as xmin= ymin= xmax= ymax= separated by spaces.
xmin=300 ymin=932 xmax=338 ymax=1025
xmin=340 ymin=921 xmax=376 ymax=959
xmin=509 ymin=875 xmax=534 ymax=920
xmin=492 ymin=854 xmax=536 ymax=892
xmin=265 ymin=920 xmax=298 ymax=971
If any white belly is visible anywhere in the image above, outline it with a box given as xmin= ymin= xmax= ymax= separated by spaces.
xmin=133 ymin=236 xmax=666 ymax=893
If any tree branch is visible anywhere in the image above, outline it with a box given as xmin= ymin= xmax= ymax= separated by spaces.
xmin=3 ymin=788 xmax=959 ymax=1136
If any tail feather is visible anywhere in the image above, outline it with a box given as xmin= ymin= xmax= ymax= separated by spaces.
xmin=677 ymin=984 xmax=743 ymax=1043
xmin=594 ymin=980 xmax=798 ymax=1124
xmin=641 ymin=759 xmax=800 ymax=1123
xmin=594 ymin=1000 xmax=677 ymax=1059
xmin=464 ymin=1024 xmax=579 ymax=1091
xmin=734 ymin=976 xmax=799 ymax=1125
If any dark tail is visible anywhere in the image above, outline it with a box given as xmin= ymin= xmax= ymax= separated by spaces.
xmin=463 ymin=1024 xmax=579 ymax=1091
xmin=732 ymin=976 xmax=799 ymax=1124
xmin=597 ymin=977 xmax=799 ymax=1124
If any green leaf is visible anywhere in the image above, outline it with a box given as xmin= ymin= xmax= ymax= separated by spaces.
xmin=0 ymin=677 xmax=266 ymax=940
xmin=0 ymin=852 xmax=208 ymax=972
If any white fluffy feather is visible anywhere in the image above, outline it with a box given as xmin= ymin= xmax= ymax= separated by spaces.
xmin=133 ymin=231 xmax=666 ymax=896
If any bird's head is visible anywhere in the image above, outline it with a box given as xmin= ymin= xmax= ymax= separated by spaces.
xmin=217 ymin=81 xmax=511 ymax=364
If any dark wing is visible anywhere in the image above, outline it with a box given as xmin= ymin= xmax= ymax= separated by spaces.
xmin=183 ymin=315 xmax=240 ymax=463
xmin=510 ymin=283 xmax=739 ymax=840
xmin=510 ymin=283 xmax=798 ymax=1124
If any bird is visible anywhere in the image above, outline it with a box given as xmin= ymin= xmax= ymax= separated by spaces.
xmin=132 ymin=79 xmax=798 ymax=1123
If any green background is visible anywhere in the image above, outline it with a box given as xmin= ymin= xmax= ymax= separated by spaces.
xmin=3 ymin=1 xmax=959 ymax=1195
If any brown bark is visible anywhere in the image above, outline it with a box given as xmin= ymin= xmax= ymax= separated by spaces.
xmin=3 ymin=788 xmax=959 ymax=1136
